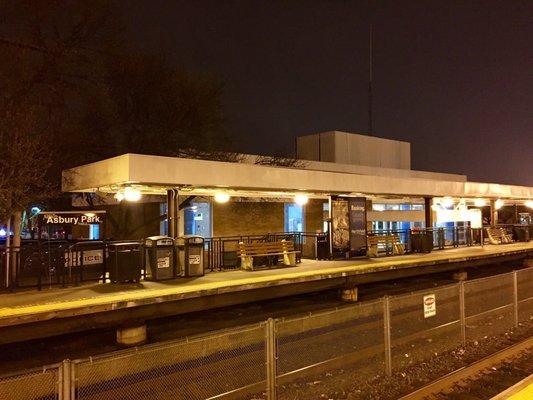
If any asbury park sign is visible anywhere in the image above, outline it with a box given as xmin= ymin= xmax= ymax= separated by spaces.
xmin=38 ymin=211 xmax=105 ymax=225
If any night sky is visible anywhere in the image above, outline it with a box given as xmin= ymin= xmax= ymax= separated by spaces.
xmin=126 ymin=1 xmax=532 ymax=186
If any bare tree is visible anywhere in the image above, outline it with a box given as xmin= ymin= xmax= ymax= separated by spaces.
xmin=254 ymin=155 xmax=306 ymax=168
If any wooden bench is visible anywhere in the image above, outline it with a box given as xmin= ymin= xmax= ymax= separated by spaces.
xmin=486 ymin=227 xmax=513 ymax=244
xmin=367 ymin=235 xmax=405 ymax=258
xmin=238 ymin=240 xmax=300 ymax=270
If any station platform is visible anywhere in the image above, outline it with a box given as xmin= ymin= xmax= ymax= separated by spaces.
xmin=0 ymin=242 xmax=532 ymax=344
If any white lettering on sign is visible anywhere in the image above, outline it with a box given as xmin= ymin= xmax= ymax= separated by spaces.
xmin=44 ymin=214 xmax=102 ymax=225
xmin=157 ymin=257 xmax=170 ymax=269
xmin=189 ymin=255 xmax=201 ymax=265
xmin=65 ymin=250 xmax=104 ymax=267
xmin=423 ymin=294 xmax=436 ymax=318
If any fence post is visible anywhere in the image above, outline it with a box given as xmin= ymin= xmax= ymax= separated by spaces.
xmin=513 ymin=271 xmax=519 ymax=327
xmin=383 ymin=296 xmax=392 ymax=376
xmin=459 ymin=281 xmax=466 ymax=346
xmin=266 ymin=318 xmax=277 ymax=400
xmin=60 ymin=359 xmax=72 ymax=400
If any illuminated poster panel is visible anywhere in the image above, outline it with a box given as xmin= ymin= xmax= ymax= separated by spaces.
xmin=349 ymin=197 xmax=367 ymax=256
xmin=331 ymin=196 xmax=367 ymax=258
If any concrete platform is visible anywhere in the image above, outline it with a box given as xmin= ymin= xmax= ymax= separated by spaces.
xmin=0 ymin=242 xmax=532 ymax=344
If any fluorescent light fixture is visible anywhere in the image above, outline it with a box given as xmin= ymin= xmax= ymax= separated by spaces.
xmin=294 ymin=194 xmax=309 ymax=206
xmin=373 ymin=204 xmax=385 ymax=211
xmin=495 ymin=199 xmax=504 ymax=210
xmin=474 ymin=198 xmax=487 ymax=207
xmin=123 ymin=187 xmax=142 ymax=202
xmin=525 ymin=200 xmax=533 ymax=209
xmin=214 ymin=192 xmax=230 ymax=203
xmin=441 ymin=197 xmax=454 ymax=208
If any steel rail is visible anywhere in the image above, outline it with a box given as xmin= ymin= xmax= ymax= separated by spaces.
xmin=398 ymin=336 xmax=533 ymax=400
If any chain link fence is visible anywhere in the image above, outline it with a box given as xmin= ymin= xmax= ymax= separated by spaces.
xmin=0 ymin=363 xmax=60 ymax=400
xmin=2 ymin=267 xmax=532 ymax=400
xmin=465 ymin=273 xmax=515 ymax=341
xmin=390 ymin=284 xmax=461 ymax=371
xmin=276 ymin=299 xmax=384 ymax=398
xmin=73 ymin=323 xmax=266 ymax=400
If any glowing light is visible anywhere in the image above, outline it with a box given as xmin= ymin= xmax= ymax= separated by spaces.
xmin=114 ymin=192 xmax=124 ymax=202
xmin=373 ymin=204 xmax=385 ymax=211
xmin=431 ymin=204 xmax=440 ymax=211
xmin=294 ymin=194 xmax=309 ymax=206
xmin=214 ymin=192 xmax=230 ymax=203
xmin=495 ymin=199 xmax=504 ymax=210
xmin=441 ymin=197 xmax=454 ymax=208
xmin=31 ymin=206 xmax=41 ymax=215
xmin=0 ymin=229 xmax=6 ymax=237
xmin=123 ymin=187 xmax=142 ymax=202
xmin=525 ymin=200 xmax=533 ymax=209
xmin=474 ymin=198 xmax=487 ymax=207
xmin=84 ymin=212 xmax=96 ymax=218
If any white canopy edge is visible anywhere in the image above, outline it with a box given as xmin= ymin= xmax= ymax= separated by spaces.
xmin=62 ymin=153 xmax=533 ymax=200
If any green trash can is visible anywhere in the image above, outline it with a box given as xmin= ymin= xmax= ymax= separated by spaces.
xmin=144 ymin=236 xmax=175 ymax=280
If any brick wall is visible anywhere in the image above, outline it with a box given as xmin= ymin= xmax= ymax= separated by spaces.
xmin=212 ymin=201 xmax=284 ymax=236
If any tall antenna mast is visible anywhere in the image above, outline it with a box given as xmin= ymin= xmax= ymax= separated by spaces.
xmin=368 ymin=22 xmax=373 ymax=136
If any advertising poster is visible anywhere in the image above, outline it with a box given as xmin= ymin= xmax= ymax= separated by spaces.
xmin=331 ymin=197 xmax=350 ymax=257
xmin=349 ymin=197 xmax=367 ymax=256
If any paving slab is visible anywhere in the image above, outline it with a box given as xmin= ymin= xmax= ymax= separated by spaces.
xmin=0 ymin=242 xmax=532 ymax=329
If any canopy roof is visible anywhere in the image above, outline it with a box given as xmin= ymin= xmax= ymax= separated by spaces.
xmin=62 ymin=153 xmax=533 ymax=201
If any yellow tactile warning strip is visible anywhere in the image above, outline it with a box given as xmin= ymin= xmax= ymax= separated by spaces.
xmin=491 ymin=374 xmax=533 ymax=400
xmin=0 ymin=242 xmax=531 ymax=324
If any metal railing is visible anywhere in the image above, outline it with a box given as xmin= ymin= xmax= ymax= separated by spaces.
xmin=1 ymin=225 xmax=530 ymax=290
xmin=2 ymin=267 xmax=531 ymax=400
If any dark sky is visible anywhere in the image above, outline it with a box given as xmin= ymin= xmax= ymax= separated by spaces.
xmin=126 ymin=0 xmax=532 ymax=186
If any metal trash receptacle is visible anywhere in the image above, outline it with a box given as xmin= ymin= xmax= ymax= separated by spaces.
xmin=144 ymin=236 xmax=175 ymax=280
xmin=108 ymin=242 xmax=142 ymax=283
xmin=176 ymin=235 xmax=205 ymax=277
xmin=316 ymin=233 xmax=330 ymax=260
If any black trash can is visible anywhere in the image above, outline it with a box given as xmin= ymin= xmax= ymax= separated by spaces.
xmin=514 ymin=226 xmax=530 ymax=242
xmin=176 ymin=235 xmax=205 ymax=277
xmin=411 ymin=231 xmax=433 ymax=253
xmin=316 ymin=233 xmax=330 ymax=260
xmin=144 ymin=236 xmax=175 ymax=280
xmin=108 ymin=242 xmax=142 ymax=283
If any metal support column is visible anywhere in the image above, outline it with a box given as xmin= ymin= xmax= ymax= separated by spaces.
xmin=166 ymin=189 xmax=179 ymax=239
xmin=383 ymin=296 xmax=392 ymax=376
xmin=513 ymin=271 xmax=519 ymax=327
xmin=459 ymin=281 xmax=466 ymax=346
xmin=60 ymin=359 xmax=72 ymax=400
xmin=424 ymin=197 xmax=433 ymax=229
xmin=490 ymin=199 xmax=497 ymax=226
xmin=266 ymin=318 xmax=277 ymax=400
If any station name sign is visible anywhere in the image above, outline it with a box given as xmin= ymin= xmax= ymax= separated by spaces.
xmin=38 ymin=211 xmax=105 ymax=225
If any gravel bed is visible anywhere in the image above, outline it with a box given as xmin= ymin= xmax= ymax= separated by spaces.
xmin=275 ymin=320 xmax=532 ymax=399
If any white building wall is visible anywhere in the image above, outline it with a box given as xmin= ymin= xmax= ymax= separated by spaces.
xmin=298 ymin=131 xmax=411 ymax=169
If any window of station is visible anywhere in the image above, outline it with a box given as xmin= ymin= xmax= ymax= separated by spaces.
xmin=160 ymin=203 xmax=168 ymax=235
xmin=184 ymin=201 xmax=212 ymax=237
xmin=285 ymin=203 xmax=304 ymax=232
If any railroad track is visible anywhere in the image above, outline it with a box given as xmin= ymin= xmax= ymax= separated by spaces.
xmin=399 ymin=336 xmax=533 ymax=400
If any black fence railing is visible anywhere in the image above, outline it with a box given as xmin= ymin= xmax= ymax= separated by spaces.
xmin=1 ymin=224 xmax=530 ymax=291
